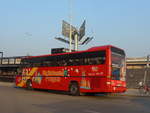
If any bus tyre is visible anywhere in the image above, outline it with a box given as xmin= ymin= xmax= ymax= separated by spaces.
xmin=69 ymin=82 xmax=80 ymax=96
xmin=26 ymin=80 xmax=33 ymax=90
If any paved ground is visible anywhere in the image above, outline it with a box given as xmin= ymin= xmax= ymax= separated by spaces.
xmin=0 ymin=82 xmax=150 ymax=113
xmin=124 ymin=89 xmax=140 ymax=96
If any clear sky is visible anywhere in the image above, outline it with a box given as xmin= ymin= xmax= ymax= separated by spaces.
xmin=0 ymin=0 xmax=150 ymax=57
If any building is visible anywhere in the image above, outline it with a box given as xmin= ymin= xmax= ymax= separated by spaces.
xmin=126 ymin=57 xmax=150 ymax=88
xmin=0 ymin=56 xmax=24 ymax=82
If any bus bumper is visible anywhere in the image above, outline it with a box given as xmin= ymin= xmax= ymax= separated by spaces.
xmin=80 ymin=86 xmax=126 ymax=93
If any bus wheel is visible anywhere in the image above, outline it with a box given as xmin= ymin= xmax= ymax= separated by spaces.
xmin=26 ymin=80 xmax=33 ymax=90
xmin=69 ymin=82 xmax=80 ymax=96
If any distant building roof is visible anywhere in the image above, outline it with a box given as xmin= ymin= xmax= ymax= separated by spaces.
xmin=0 ymin=56 xmax=26 ymax=67
xmin=126 ymin=57 xmax=150 ymax=69
xmin=127 ymin=57 xmax=147 ymax=62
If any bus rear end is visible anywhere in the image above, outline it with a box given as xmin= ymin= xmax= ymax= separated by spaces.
xmin=106 ymin=46 xmax=126 ymax=93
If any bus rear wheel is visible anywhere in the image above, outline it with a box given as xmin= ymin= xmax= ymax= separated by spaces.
xmin=69 ymin=82 xmax=80 ymax=96
xmin=26 ymin=80 xmax=33 ymax=90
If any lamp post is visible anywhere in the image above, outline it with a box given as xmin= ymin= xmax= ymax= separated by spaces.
xmin=143 ymin=55 xmax=150 ymax=85
xmin=0 ymin=52 xmax=3 ymax=64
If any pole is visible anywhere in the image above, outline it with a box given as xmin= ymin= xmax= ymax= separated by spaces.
xmin=69 ymin=0 xmax=72 ymax=52
xmin=74 ymin=33 xmax=78 ymax=51
xmin=143 ymin=55 xmax=150 ymax=85
xmin=69 ymin=25 xmax=72 ymax=52
xmin=0 ymin=52 xmax=3 ymax=64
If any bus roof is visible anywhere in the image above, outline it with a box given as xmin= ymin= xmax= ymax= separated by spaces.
xmin=25 ymin=45 xmax=123 ymax=59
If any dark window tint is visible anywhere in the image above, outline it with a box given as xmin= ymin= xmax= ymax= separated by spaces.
xmin=111 ymin=47 xmax=125 ymax=56
xmin=21 ymin=50 xmax=106 ymax=67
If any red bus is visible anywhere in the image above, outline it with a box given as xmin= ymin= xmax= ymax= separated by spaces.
xmin=16 ymin=45 xmax=126 ymax=95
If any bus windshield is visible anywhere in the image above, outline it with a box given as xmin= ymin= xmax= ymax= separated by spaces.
xmin=111 ymin=47 xmax=126 ymax=81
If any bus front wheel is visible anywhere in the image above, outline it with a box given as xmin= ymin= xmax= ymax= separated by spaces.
xmin=69 ymin=82 xmax=80 ymax=96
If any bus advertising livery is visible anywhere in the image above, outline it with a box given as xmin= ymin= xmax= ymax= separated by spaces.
xmin=16 ymin=45 xmax=126 ymax=96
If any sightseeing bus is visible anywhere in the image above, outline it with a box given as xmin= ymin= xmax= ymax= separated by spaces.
xmin=15 ymin=45 xmax=126 ymax=95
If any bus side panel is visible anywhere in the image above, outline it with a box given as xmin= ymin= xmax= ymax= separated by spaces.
xmin=66 ymin=64 xmax=108 ymax=93
xmin=31 ymin=67 xmax=69 ymax=91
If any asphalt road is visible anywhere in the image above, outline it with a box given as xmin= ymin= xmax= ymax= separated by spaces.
xmin=0 ymin=82 xmax=150 ymax=113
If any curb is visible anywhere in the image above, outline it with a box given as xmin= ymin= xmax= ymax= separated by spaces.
xmin=0 ymin=82 xmax=14 ymax=87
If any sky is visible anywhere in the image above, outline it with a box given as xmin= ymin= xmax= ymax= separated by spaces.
xmin=0 ymin=0 xmax=150 ymax=57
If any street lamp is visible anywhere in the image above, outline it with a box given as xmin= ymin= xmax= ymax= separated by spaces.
xmin=143 ymin=55 xmax=150 ymax=85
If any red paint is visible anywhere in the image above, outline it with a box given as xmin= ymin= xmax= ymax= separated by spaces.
xmin=16 ymin=45 xmax=126 ymax=93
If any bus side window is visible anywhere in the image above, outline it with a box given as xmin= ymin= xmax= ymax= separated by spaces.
xmin=67 ymin=59 xmax=73 ymax=66
xmin=26 ymin=62 xmax=33 ymax=68
xmin=79 ymin=58 xmax=84 ymax=65
xmin=87 ymin=58 xmax=92 ymax=65
xmin=33 ymin=63 xmax=41 ymax=67
xmin=74 ymin=59 xmax=80 ymax=66
xmin=101 ymin=57 xmax=106 ymax=64
xmin=43 ymin=61 xmax=48 ymax=67
xmin=58 ymin=60 xmax=66 ymax=66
